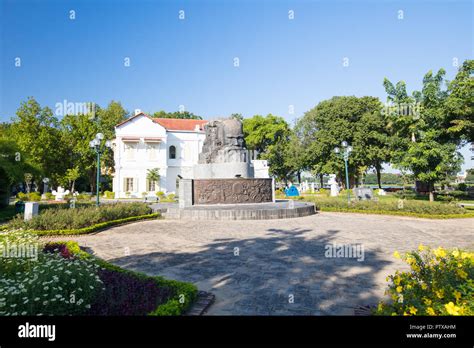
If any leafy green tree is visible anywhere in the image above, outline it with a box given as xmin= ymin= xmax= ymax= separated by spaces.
xmin=297 ymin=96 xmax=386 ymax=188
xmin=444 ymin=60 xmax=474 ymax=142
xmin=0 ymin=137 xmax=37 ymax=206
xmin=152 ymin=110 xmax=202 ymax=120
xmin=383 ymin=68 xmax=463 ymax=201
xmin=243 ymin=114 xmax=291 ymax=155
xmin=9 ymin=97 xmax=67 ymax=186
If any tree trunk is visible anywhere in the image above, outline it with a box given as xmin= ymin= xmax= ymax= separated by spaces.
xmin=297 ymin=172 xmax=301 ymax=184
xmin=429 ymin=191 xmax=435 ymax=202
xmin=71 ymin=180 xmax=75 ymax=194
xmin=319 ymin=174 xmax=324 ymax=189
xmin=375 ymin=164 xmax=382 ymax=189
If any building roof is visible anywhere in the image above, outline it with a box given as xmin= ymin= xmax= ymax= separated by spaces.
xmin=152 ymin=118 xmax=208 ymax=132
xmin=115 ymin=112 xmax=208 ymax=132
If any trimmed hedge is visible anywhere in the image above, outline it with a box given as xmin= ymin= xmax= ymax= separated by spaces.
xmin=31 ymin=213 xmax=160 ymax=236
xmin=305 ymin=196 xmax=474 ymax=219
xmin=318 ymin=207 xmax=474 ymax=219
xmin=9 ymin=202 xmax=153 ymax=231
xmin=49 ymin=241 xmax=197 ymax=316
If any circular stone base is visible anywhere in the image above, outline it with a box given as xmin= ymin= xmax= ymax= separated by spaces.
xmin=162 ymin=200 xmax=316 ymax=220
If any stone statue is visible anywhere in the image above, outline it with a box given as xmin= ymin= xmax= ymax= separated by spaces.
xmin=328 ymin=174 xmax=339 ymax=197
xmin=52 ymin=186 xmax=70 ymax=201
xmin=199 ymin=118 xmax=248 ymax=164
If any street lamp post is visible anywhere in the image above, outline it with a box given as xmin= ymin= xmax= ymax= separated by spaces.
xmin=89 ymin=133 xmax=112 ymax=206
xmin=334 ymin=141 xmax=353 ymax=204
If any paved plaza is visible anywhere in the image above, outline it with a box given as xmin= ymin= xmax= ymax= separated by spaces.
xmin=64 ymin=213 xmax=474 ymax=315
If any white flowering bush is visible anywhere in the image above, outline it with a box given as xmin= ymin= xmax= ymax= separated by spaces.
xmin=0 ymin=230 xmax=104 ymax=316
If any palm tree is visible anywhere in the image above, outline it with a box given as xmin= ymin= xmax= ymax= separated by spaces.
xmin=146 ymin=168 xmax=160 ymax=192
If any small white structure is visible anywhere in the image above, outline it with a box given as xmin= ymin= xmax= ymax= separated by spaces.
xmin=377 ymin=189 xmax=386 ymax=196
xmin=52 ymin=186 xmax=70 ymax=201
xmin=24 ymin=202 xmax=39 ymax=221
xmin=328 ymin=174 xmax=339 ymax=197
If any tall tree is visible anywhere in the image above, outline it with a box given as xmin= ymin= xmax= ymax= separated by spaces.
xmin=383 ymin=68 xmax=463 ymax=201
xmin=9 ymin=97 xmax=67 ymax=186
xmin=444 ymin=59 xmax=474 ymax=142
xmin=297 ymin=96 xmax=386 ymax=188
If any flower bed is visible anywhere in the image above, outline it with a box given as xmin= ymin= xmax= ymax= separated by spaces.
xmin=0 ymin=231 xmax=197 ymax=316
xmin=375 ymin=246 xmax=473 ymax=316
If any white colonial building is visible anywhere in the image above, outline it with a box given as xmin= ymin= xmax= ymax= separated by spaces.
xmin=112 ymin=111 xmax=207 ymax=198
xmin=112 ymin=110 xmax=270 ymax=198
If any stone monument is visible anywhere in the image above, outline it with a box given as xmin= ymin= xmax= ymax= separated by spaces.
xmin=194 ymin=118 xmax=254 ymax=179
xmin=180 ymin=118 xmax=273 ymax=206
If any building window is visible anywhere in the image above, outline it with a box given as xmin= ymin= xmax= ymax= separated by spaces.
xmin=147 ymin=179 xmax=157 ymax=192
xmin=124 ymin=143 xmax=137 ymax=160
xmin=169 ymin=145 xmax=176 ymax=159
xmin=147 ymin=143 xmax=159 ymax=161
xmin=124 ymin=178 xmax=134 ymax=192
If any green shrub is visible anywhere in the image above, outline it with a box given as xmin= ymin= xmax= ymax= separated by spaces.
xmin=157 ymin=191 xmax=165 ymax=197
xmin=318 ymin=188 xmax=329 ymax=196
xmin=9 ymin=203 xmax=153 ymax=231
xmin=103 ymin=191 xmax=115 ymax=199
xmin=16 ymin=192 xmax=41 ymax=202
xmin=76 ymin=193 xmax=92 ymax=201
xmin=43 ymin=192 xmax=54 ymax=200
xmin=307 ymin=197 xmax=469 ymax=216
xmin=275 ymin=189 xmax=284 ymax=196
xmin=394 ymin=190 xmax=417 ymax=199
xmin=457 ymin=183 xmax=467 ymax=192
xmin=375 ymin=246 xmax=473 ymax=316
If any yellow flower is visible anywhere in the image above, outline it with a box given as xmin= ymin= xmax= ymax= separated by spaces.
xmin=393 ymin=251 xmax=401 ymax=259
xmin=452 ymin=249 xmax=460 ymax=258
xmin=418 ymin=244 xmax=425 ymax=251
xmin=423 ymin=298 xmax=432 ymax=306
xmin=403 ymin=311 xmax=409 ymax=316
xmin=453 ymin=291 xmax=462 ymax=301
xmin=394 ymin=277 xmax=401 ymax=286
xmin=391 ymin=312 xmax=397 ymax=316
xmin=460 ymin=252 xmax=469 ymax=259
xmin=426 ymin=307 xmax=436 ymax=315
xmin=444 ymin=302 xmax=461 ymax=316
xmin=377 ymin=303 xmax=384 ymax=311
xmin=406 ymin=256 xmax=416 ymax=265
xmin=408 ymin=306 xmax=417 ymax=315
xmin=396 ymin=286 xmax=403 ymax=293
xmin=406 ymin=284 xmax=412 ymax=290
xmin=433 ymin=247 xmax=446 ymax=258
xmin=412 ymin=265 xmax=420 ymax=272
xmin=457 ymin=269 xmax=468 ymax=279
xmin=435 ymin=289 xmax=444 ymax=299
xmin=421 ymin=283 xmax=428 ymax=290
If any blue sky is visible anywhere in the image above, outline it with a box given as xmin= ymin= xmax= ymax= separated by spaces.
xmin=0 ymin=0 xmax=472 ymax=171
